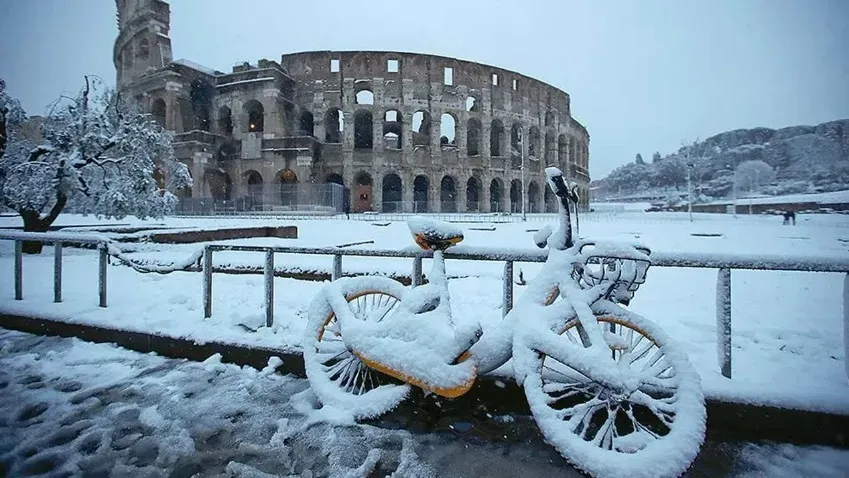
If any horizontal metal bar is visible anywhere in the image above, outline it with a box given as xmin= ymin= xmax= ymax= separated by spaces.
xmin=0 ymin=230 xmax=107 ymax=244
xmin=205 ymin=244 xmax=849 ymax=273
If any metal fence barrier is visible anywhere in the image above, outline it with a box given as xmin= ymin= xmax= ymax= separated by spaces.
xmin=201 ymin=243 xmax=849 ymax=380
xmin=2 ymin=230 xmax=847 ymax=381
xmin=1 ymin=231 xmax=110 ymax=307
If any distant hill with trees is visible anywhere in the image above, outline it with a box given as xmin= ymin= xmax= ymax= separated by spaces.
xmin=593 ymin=119 xmax=849 ymax=203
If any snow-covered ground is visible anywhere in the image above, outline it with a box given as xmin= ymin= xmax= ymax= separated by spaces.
xmin=0 ymin=212 xmax=848 ymax=415
xmin=2 ymin=329 xmax=848 ymax=477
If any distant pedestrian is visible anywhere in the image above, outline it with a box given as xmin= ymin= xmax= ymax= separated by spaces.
xmin=782 ymin=210 xmax=796 ymax=226
xmin=343 ymin=200 xmax=350 ymax=219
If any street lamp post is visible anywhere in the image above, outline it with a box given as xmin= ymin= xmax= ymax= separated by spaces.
xmin=686 ymin=162 xmax=693 ymax=222
xmin=521 ymin=133 xmax=527 ymax=221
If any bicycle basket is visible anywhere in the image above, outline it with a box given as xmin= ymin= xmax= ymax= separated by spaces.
xmin=571 ymin=242 xmax=651 ymax=295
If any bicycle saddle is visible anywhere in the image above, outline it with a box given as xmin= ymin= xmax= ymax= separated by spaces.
xmin=408 ymin=217 xmax=464 ymax=251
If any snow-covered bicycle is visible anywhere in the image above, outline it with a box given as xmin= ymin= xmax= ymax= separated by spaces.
xmin=303 ymin=167 xmax=706 ymax=478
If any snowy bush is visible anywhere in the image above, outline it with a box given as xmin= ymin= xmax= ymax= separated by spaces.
xmin=0 ymin=76 xmax=191 ymax=252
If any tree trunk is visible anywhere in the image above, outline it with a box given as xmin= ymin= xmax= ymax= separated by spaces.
xmin=19 ymin=194 xmax=66 ymax=254
xmin=20 ymin=211 xmax=50 ymax=253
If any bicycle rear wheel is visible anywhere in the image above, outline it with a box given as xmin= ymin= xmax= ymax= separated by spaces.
xmin=303 ymin=276 xmax=411 ymax=419
xmin=520 ymin=304 xmax=706 ymax=478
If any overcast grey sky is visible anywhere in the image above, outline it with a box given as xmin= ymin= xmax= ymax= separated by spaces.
xmin=1 ymin=0 xmax=847 ymax=178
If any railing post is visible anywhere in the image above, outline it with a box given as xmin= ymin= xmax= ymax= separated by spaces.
xmin=54 ymin=242 xmax=62 ymax=303
xmin=844 ymin=272 xmax=848 ymax=381
xmin=412 ymin=256 xmax=423 ymax=287
xmin=716 ymin=268 xmax=732 ymax=378
xmin=98 ymin=244 xmax=108 ymax=307
xmin=503 ymin=260 xmax=514 ymax=317
xmin=203 ymin=245 xmax=213 ymax=318
xmin=332 ymin=254 xmax=342 ymax=281
xmin=264 ymin=250 xmax=274 ymax=328
xmin=14 ymin=240 xmax=22 ymax=300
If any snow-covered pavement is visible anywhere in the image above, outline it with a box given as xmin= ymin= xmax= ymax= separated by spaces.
xmin=2 ymin=329 xmax=849 ymax=477
xmin=0 ymin=212 xmax=848 ymax=415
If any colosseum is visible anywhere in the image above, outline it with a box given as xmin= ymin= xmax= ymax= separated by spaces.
xmin=114 ymin=0 xmax=590 ymax=214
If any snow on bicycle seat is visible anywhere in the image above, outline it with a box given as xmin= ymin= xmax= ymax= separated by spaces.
xmin=408 ymin=216 xmax=464 ymax=251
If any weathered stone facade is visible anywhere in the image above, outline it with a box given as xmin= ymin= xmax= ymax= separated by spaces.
xmin=114 ymin=0 xmax=590 ymax=213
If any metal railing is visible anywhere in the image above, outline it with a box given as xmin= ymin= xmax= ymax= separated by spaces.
xmin=3 ymin=230 xmax=847 ymax=381
xmin=202 ymin=243 xmax=849 ymax=380
xmin=1 ymin=230 xmax=111 ymax=307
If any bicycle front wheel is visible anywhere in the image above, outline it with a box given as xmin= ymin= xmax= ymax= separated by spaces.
xmin=303 ymin=276 xmax=411 ymax=419
xmin=521 ymin=304 xmax=706 ymax=478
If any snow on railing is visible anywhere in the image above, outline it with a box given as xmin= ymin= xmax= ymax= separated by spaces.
xmin=1 ymin=229 xmax=847 ymax=381
xmin=202 ymin=243 xmax=849 ymax=380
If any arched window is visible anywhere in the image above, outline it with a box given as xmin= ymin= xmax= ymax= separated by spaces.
xmin=355 ymin=89 xmax=374 ymax=105
xmin=382 ymin=174 xmax=402 ymax=212
xmin=190 ymin=79 xmax=213 ymax=131
xmin=299 ymin=110 xmax=314 ymax=136
xmin=152 ymin=98 xmax=166 ymax=128
xmin=218 ymin=106 xmax=233 ymax=135
xmin=466 ymin=95 xmax=479 ymax=112
xmin=558 ymin=134 xmax=567 ymax=165
xmin=413 ymin=175 xmax=429 ymax=213
xmin=490 ymin=178 xmax=504 ymax=212
xmin=354 ymin=110 xmax=373 ymax=149
xmin=324 ymin=109 xmax=343 ymax=143
xmin=511 ymin=123 xmax=523 ymax=156
xmin=466 ymin=177 xmax=481 ymax=211
xmin=490 ymin=120 xmax=504 ymax=157
xmin=466 ymin=118 xmax=481 ymax=156
xmin=528 ymin=126 xmax=540 ymax=159
xmin=440 ymin=113 xmax=456 ymax=146
xmin=243 ymin=100 xmax=264 ymax=133
xmin=412 ymin=111 xmax=431 ymax=146
xmin=510 ymin=179 xmax=522 ymax=213
xmin=383 ymin=110 xmax=402 ymax=149
xmin=440 ymin=176 xmax=457 ymax=212
xmin=528 ymin=181 xmax=540 ymax=213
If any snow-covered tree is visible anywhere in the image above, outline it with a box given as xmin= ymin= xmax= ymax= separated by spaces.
xmin=635 ymin=153 xmax=645 ymax=165
xmin=0 ymin=76 xmax=191 ymax=253
xmin=652 ymin=151 xmax=662 ymax=163
xmin=735 ymin=159 xmax=775 ymax=194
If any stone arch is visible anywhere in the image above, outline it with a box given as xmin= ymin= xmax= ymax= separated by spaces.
xmin=383 ymin=110 xmax=402 ymax=149
xmin=243 ymin=99 xmax=264 ymax=133
xmin=277 ymin=168 xmax=298 ymax=206
xmin=299 ymin=110 xmax=314 ymax=136
xmin=490 ymin=119 xmax=504 ymax=157
xmin=466 ymin=94 xmax=479 ymax=112
xmin=244 ymin=170 xmax=263 ymax=207
xmin=151 ymin=98 xmax=166 ymax=128
xmin=353 ymin=171 xmax=373 ymax=212
xmin=511 ymin=123 xmax=523 ymax=156
xmin=412 ymin=110 xmax=431 ymax=146
xmin=355 ymin=89 xmax=374 ymax=105
xmin=354 ymin=110 xmax=373 ymax=149
xmin=545 ymin=132 xmax=555 ymax=164
xmin=545 ymin=110 xmax=554 ymax=127
xmin=466 ymin=177 xmax=481 ymax=211
xmin=528 ymin=181 xmax=540 ymax=213
xmin=489 ymin=178 xmax=504 ymax=213
xmin=413 ymin=175 xmax=429 ymax=213
xmin=189 ymin=79 xmax=213 ymax=131
xmin=528 ymin=126 xmax=541 ymax=159
xmin=510 ymin=179 xmax=522 ymax=213
xmin=218 ymin=106 xmax=233 ymax=135
xmin=466 ymin=118 xmax=482 ymax=156
xmin=440 ymin=176 xmax=457 ymax=212
xmin=325 ymin=173 xmax=344 ymax=185
xmin=544 ymin=186 xmax=556 ymax=213
xmin=382 ymin=173 xmax=402 ymax=212
xmin=324 ymin=108 xmax=343 ymax=143
xmin=558 ymin=134 xmax=567 ymax=165
xmin=440 ymin=113 xmax=456 ymax=146
xmin=204 ymin=169 xmax=232 ymax=201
